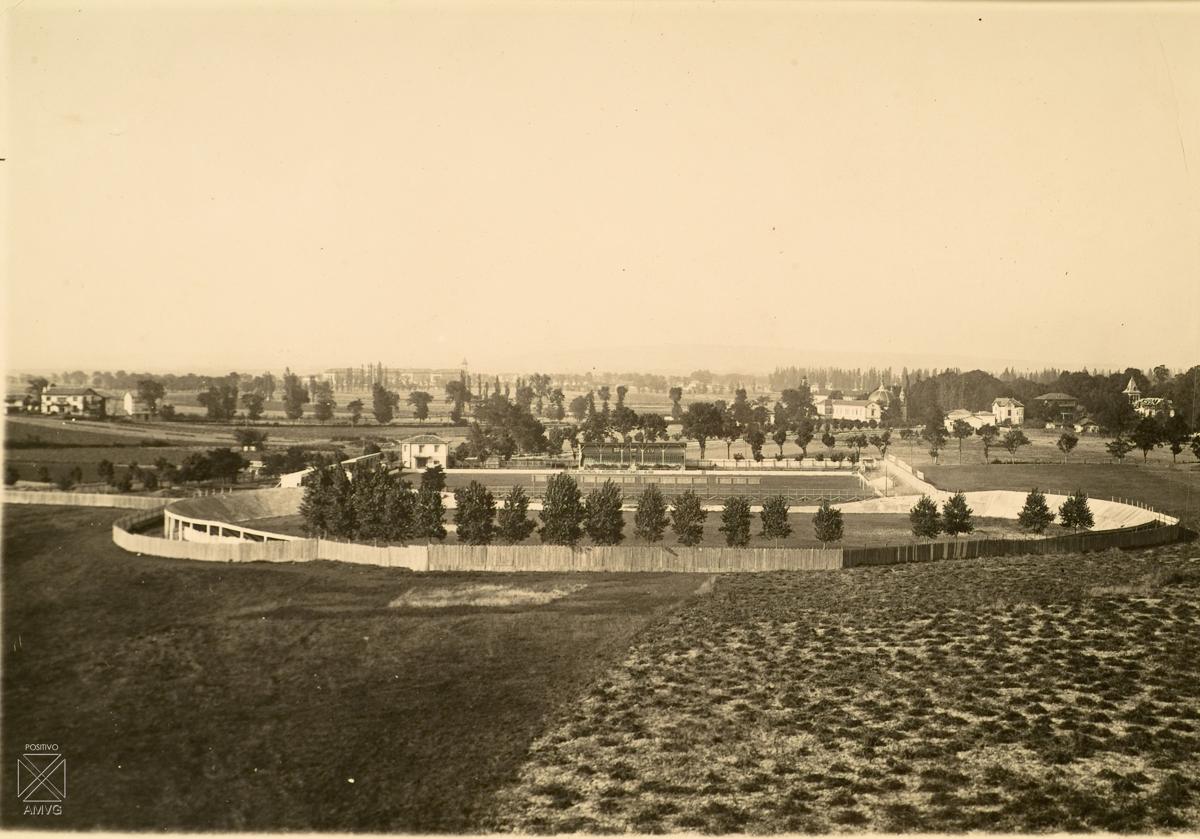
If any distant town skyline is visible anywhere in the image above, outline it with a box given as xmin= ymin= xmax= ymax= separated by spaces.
xmin=6 ymin=2 xmax=1199 ymax=375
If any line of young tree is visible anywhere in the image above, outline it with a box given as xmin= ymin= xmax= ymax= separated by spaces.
xmin=908 ymin=488 xmax=1094 ymax=539
xmin=1103 ymin=415 xmax=1198 ymax=464
xmin=455 ymin=475 xmax=849 ymax=549
xmin=299 ymin=464 xmax=448 ymax=541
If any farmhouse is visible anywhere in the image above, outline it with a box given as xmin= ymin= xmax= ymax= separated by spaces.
xmin=1074 ymin=417 xmax=1101 ymax=434
xmin=41 ymin=386 xmax=106 ymax=418
xmin=5 ymin=392 xmax=34 ymax=413
xmin=400 ymin=434 xmax=449 ymax=470
xmin=992 ymin=397 xmax=1024 ymax=426
xmin=579 ymin=440 xmax=688 ymax=468
xmin=122 ymin=391 xmax=153 ymax=420
xmin=1034 ymin=392 xmax=1078 ymax=424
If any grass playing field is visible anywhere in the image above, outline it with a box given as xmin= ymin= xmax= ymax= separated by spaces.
xmin=0 ymin=505 xmax=702 ymax=831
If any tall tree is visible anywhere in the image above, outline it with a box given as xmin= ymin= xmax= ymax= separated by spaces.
xmin=668 ymin=386 xmax=683 ymax=419
xmin=299 ymin=465 xmax=335 ymax=537
xmin=670 ymin=490 xmax=707 ymax=546
xmin=760 ymin=495 xmax=792 ymax=541
xmin=383 ymin=478 xmax=417 ymax=542
xmin=680 ymin=402 xmax=725 ymax=460
xmin=539 ymin=473 xmax=585 ymax=545
xmin=812 ymin=500 xmax=844 ymax=547
xmin=547 ymin=388 xmax=566 ymax=421
xmin=941 ymin=492 xmax=975 ymax=537
xmin=951 ymin=419 xmax=973 ymax=463
xmin=1017 ymin=488 xmax=1055 ymax=534
xmin=312 ymin=381 xmax=337 ymax=422
xmin=1058 ymin=489 xmax=1094 ymax=533
xmin=610 ymin=405 xmax=640 ymax=442
xmin=444 ymin=375 xmax=472 ymax=423
xmin=198 ymin=383 xmax=239 ymax=421
xmin=569 ymin=394 xmax=590 ymax=423
xmin=241 ymin=392 xmax=265 ymax=420
xmin=496 ymin=486 xmax=537 ymax=543
xmin=583 ymin=480 xmax=625 ymax=545
xmin=137 ymin=379 xmax=166 ymax=414
xmin=1056 ymin=432 xmax=1079 ymax=462
xmin=771 ymin=426 xmax=788 ymax=457
xmin=408 ymin=391 xmax=433 ymax=423
xmin=453 ymin=481 xmax=496 ymax=545
xmin=1131 ymin=417 xmax=1163 ymax=462
xmin=328 ymin=463 xmax=357 ymax=537
xmin=638 ymin=412 xmax=669 ymax=442
xmin=719 ymin=496 xmax=752 ymax=546
xmin=281 ymin=369 xmax=309 ymax=420
xmin=795 ymin=420 xmax=815 ymax=460
xmin=909 ymin=495 xmax=942 ymax=539
xmin=974 ymin=424 xmax=998 ymax=462
xmin=413 ymin=485 xmax=447 ymax=541
xmin=26 ymin=376 xmax=50 ymax=403
xmin=999 ymin=428 xmax=1030 ymax=463
xmin=347 ymin=399 xmax=364 ymax=426
xmin=372 ymin=383 xmax=400 ymax=424
xmin=1105 ymin=434 xmax=1135 ymax=463
xmin=744 ymin=426 xmax=766 ymax=462
xmin=633 ymin=484 xmax=669 ymax=543
xmin=1162 ymin=415 xmax=1191 ymax=464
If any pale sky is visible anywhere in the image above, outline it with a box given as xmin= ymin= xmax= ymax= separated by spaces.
xmin=5 ymin=1 xmax=1199 ymax=375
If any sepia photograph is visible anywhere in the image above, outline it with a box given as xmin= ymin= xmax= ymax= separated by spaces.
xmin=2 ymin=0 xmax=1199 ymax=834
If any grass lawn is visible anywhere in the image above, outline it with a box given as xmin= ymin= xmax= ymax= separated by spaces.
xmin=246 ymin=512 xmax=1028 ymax=549
xmin=5 ymin=446 xmax=208 ymax=484
xmin=490 ymin=545 xmax=1200 ymax=833
xmin=923 ymin=463 xmax=1200 ymax=529
xmin=892 ymin=426 xmax=1196 ymax=470
xmin=0 ymin=505 xmax=701 ymax=831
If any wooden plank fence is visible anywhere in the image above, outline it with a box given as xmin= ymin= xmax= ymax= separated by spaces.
xmin=4 ymin=489 xmax=166 ymax=509
xmin=842 ymin=521 xmax=1181 ymax=568
xmin=80 ymin=492 xmax=1191 ymax=575
xmin=428 ymin=544 xmax=843 ymax=573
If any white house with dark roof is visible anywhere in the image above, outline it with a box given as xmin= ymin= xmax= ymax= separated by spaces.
xmin=122 ymin=391 xmax=153 ymax=420
xmin=992 ymin=397 xmax=1024 ymax=426
xmin=400 ymin=434 xmax=448 ymax=470
xmin=41 ymin=386 xmax=106 ymax=418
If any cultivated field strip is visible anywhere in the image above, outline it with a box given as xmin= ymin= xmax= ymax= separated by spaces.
xmin=488 ymin=547 xmax=1200 ymax=833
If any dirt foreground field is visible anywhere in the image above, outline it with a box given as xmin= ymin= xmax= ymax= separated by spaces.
xmin=489 ymin=546 xmax=1200 ymax=832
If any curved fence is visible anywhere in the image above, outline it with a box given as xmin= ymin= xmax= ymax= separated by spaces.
xmin=8 ymin=484 xmax=1185 ymax=574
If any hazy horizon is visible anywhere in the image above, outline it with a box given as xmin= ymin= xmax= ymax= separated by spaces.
xmin=6 ymin=1 xmax=1199 ymax=375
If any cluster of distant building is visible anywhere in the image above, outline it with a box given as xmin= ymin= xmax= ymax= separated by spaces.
xmin=810 ymin=383 xmax=903 ymax=424
xmin=5 ymin=386 xmax=108 ymax=418
xmin=942 ymin=377 xmax=1176 ymax=435
xmin=4 ymin=386 xmax=162 ymax=420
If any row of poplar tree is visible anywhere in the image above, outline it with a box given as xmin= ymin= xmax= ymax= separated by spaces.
xmin=298 ymin=466 xmax=848 ymax=547
xmin=300 ymin=464 xmax=1096 ymax=546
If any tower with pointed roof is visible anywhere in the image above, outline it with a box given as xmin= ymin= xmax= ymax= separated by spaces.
xmin=1123 ymin=377 xmax=1141 ymax=404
